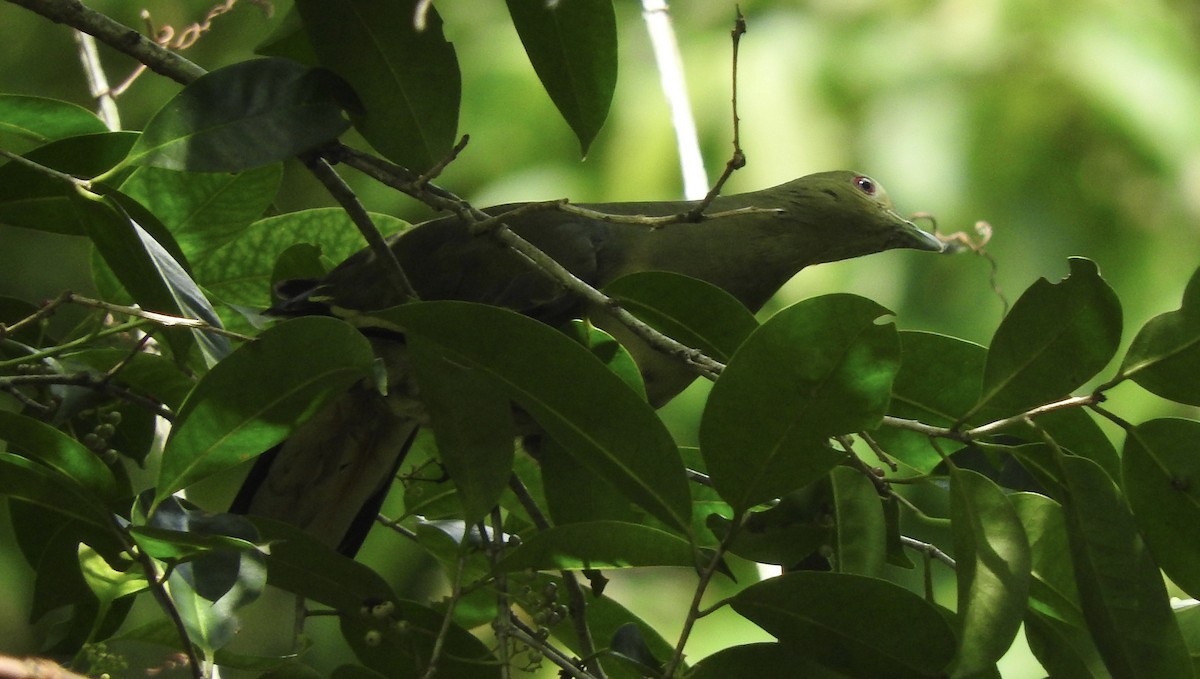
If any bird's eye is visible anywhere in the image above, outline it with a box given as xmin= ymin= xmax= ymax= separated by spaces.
xmin=853 ymin=175 xmax=877 ymax=196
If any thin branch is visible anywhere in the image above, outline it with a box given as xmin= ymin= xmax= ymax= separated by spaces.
xmin=0 ymin=372 xmax=173 ymax=420
xmin=302 ymin=154 xmax=419 ymax=303
xmin=120 ymin=527 xmax=204 ymax=679
xmin=487 ymin=508 xmax=513 ymax=679
xmin=508 ymin=616 xmax=602 ymax=679
xmin=684 ymin=8 xmax=748 ymax=221
xmin=858 ymin=430 xmax=899 ymax=472
xmin=900 ymin=536 xmax=956 ymax=569
xmin=662 ymin=516 xmax=741 ymax=678
xmin=419 ymin=551 xmax=470 ymax=679
xmin=66 ymin=293 xmax=257 ymax=341
xmin=507 ymin=477 xmax=607 ymax=679
xmin=962 ymin=394 xmax=1101 ymax=438
xmin=374 ymin=513 xmax=420 ymax=541
xmin=72 ymin=29 xmax=120 ymax=128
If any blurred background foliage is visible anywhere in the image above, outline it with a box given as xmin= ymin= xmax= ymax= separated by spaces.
xmin=2 ymin=0 xmax=1200 ymax=675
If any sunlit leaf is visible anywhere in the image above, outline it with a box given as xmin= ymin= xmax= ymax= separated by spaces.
xmin=0 ymin=94 xmax=107 ymax=144
xmin=0 ymin=410 xmax=117 ymax=501
xmin=1118 ymin=266 xmax=1200 ymax=405
xmin=702 ymin=295 xmax=899 ymax=511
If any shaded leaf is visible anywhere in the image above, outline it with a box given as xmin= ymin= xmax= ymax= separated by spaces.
xmin=1011 ymin=492 xmax=1084 ymax=627
xmin=948 ymin=467 xmax=1031 ymax=677
xmin=878 ymin=331 xmax=984 ymax=473
xmin=295 ymin=0 xmax=460 ymax=171
xmin=408 ymin=335 xmax=514 ymax=526
xmin=0 ymin=453 xmax=113 ymax=531
xmin=562 ymin=319 xmax=646 ymax=398
xmin=701 ymin=295 xmax=899 ymax=511
xmin=688 ymin=643 xmax=850 ymax=679
xmin=730 ymin=571 xmax=956 ymax=678
xmin=1122 ymin=418 xmax=1200 ymax=598
xmin=829 ymin=466 xmax=885 ymax=577
xmin=1119 ymin=265 xmax=1200 ymax=405
xmin=157 ymin=316 xmax=374 ymax=499
xmin=1024 ymin=609 xmax=1108 ymax=679
xmin=373 ymin=301 xmax=692 ymax=535
xmin=605 ymin=271 xmax=759 ymax=363
xmin=506 ymin=0 xmax=617 ymax=154
xmin=1057 ymin=452 xmax=1193 ymax=678
xmin=126 ymin=58 xmax=352 ymax=172
xmin=974 ymin=257 xmax=1122 ymax=416
xmin=499 ymin=521 xmax=695 ymax=572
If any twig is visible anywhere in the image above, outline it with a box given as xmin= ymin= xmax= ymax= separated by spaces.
xmin=858 ymin=430 xmax=899 ymax=472
xmin=66 ymin=293 xmax=256 ymax=341
xmin=662 ymin=517 xmax=740 ymax=678
xmin=302 ymin=154 xmax=419 ymax=303
xmin=684 ymin=8 xmax=747 ymax=221
xmin=963 ymin=394 xmax=1101 ymax=438
xmin=419 ymin=551 xmax=469 ymax=679
xmin=374 ymin=513 xmax=420 ymax=541
xmin=487 ymin=508 xmax=512 ymax=679
xmin=508 ymin=616 xmax=601 ymax=679
xmin=0 ymin=372 xmax=173 ymax=420
xmin=507 ymin=477 xmax=607 ymax=679
xmin=900 ymin=536 xmax=956 ymax=569
xmin=72 ymin=29 xmax=120 ymax=128
xmin=120 ymin=525 xmax=204 ymax=679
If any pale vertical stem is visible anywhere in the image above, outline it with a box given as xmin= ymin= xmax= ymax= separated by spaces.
xmin=72 ymin=30 xmax=121 ymax=129
xmin=640 ymin=0 xmax=708 ymax=198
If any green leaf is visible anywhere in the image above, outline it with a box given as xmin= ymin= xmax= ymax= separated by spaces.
xmin=157 ymin=316 xmax=374 ymax=499
xmin=505 ymin=0 xmax=617 ymax=154
xmin=701 ymin=295 xmax=900 ymax=511
xmin=1118 ymin=266 xmax=1200 ymax=405
xmin=973 ymin=257 xmax=1122 ymax=416
xmin=0 ymin=453 xmax=114 ymax=531
xmin=604 ymin=271 xmax=759 ymax=363
xmin=1122 ymin=418 xmax=1200 ymax=598
xmin=119 ymin=164 xmax=283 ymax=260
xmin=730 ymin=571 xmax=956 ymax=678
xmin=948 ymin=467 xmax=1032 ymax=677
xmin=562 ymin=319 xmax=646 ymax=398
xmin=373 ymin=301 xmax=692 ymax=536
xmin=829 ymin=466 xmax=885 ymax=577
xmin=0 ymin=94 xmax=108 ymax=144
xmin=295 ymin=0 xmax=460 ymax=171
xmin=125 ymin=58 xmax=352 ymax=172
xmin=408 ymin=335 xmax=514 ymax=527
xmin=1010 ymin=492 xmax=1084 ymax=627
xmin=0 ymin=410 xmax=118 ymax=501
xmin=62 ymin=348 xmax=195 ymax=412
xmin=540 ymin=436 xmax=641 ymax=525
xmin=1024 ymin=609 xmax=1108 ymax=679
xmin=76 ymin=190 xmax=230 ymax=364
xmin=877 ymin=331 xmax=985 ymax=474
xmin=196 ymin=208 xmax=408 ymax=309
xmin=1056 ymin=452 xmax=1194 ymax=679
xmin=499 ymin=521 xmax=695 ymax=572
xmin=0 ymin=132 xmax=137 ymax=235
xmin=710 ymin=482 xmax=831 ymax=567
xmin=688 ymin=643 xmax=850 ymax=679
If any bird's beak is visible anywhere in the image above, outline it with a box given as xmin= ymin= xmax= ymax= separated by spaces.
xmin=893 ymin=217 xmax=945 ymax=253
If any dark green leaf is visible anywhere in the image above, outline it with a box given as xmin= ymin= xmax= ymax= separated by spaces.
xmin=829 ymin=466 xmax=885 ymax=577
xmin=82 ymin=192 xmax=230 ymax=363
xmin=948 ymin=467 xmax=1032 ymax=677
xmin=62 ymin=348 xmax=195 ymax=411
xmin=374 ymin=301 xmax=692 ymax=535
xmin=295 ymin=0 xmax=460 ymax=171
xmin=126 ymin=58 xmax=352 ymax=172
xmin=701 ymin=295 xmax=899 ymax=511
xmin=1122 ymin=418 xmax=1200 ymax=598
xmin=505 ymin=0 xmax=616 ymax=153
xmin=0 ymin=132 xmax=137 ymax=235
xmin=974 ymin=257 xmax=1122 ymax=416
xmin=499 ymin=521 xmax=695 ymax=572
xmin=730 ymin=571 xmax=956 ymax=678
xmin=1024 ymin=609 xmax=1108 ymax=679
xmin=119 ymin=164 xmax=282 ymax=260
xmin=688 ymin=643 xmax=850 ymax=679
xmin=605 ymin=271 xmax=759 ymax=363
xmin=0 ymin=410 xmax=117 ymax=501
xmin=609 ymin=623 xmax=664 ymax=677
xmin=540 ymin=436 xmax=641 ymax=525
xmin=157 ymin=316 xmax=374 ymax=498
xmin=1057 ymin=452 xmax=1193 ymax=678
xmin=0 ymin=453 xmax=113 ymax=531
xmin=1119 ymin=266 xmax=1200 ymax=405
xmin=408 ymin=336 xmax=514 ymax=527
xmin=0 ymin=94 xmax=108 ymax=144
xmin=562 ymin=319 xmax=646 ymax=398
xmin=1010 ymin=492 xmax=1084 ymax=627
xmin=878 ymin=331 xmax=985 ymax=474
xmin=709 ymin=482 xmax=831 ymax=567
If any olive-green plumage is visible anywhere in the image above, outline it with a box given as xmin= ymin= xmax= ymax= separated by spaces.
xmin=235 ymin=171 xmax=942 ymax=554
